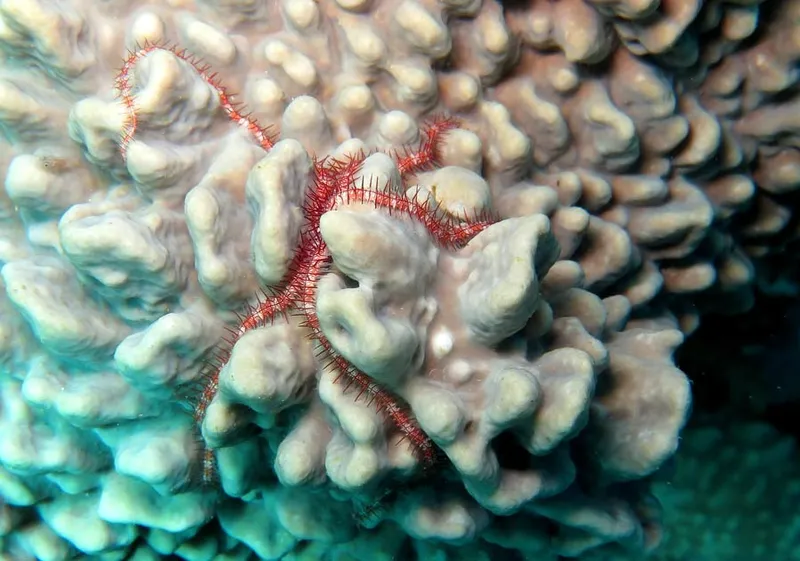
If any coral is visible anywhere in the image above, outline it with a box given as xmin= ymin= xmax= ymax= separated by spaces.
xmin=579 ymin=418 xmax=800 ymax=561
xmin=0 ymin=0 xmax=796 ymax=559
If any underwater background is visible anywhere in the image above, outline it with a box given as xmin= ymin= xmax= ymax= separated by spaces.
xmin=0 ymin=0 xmax=798 ymax=559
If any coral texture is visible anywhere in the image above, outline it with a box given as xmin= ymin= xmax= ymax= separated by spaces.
xmin=652 ymin=420 xmax=800 ymax=561
xmin=0 ymin=0 xmax=796 ymax=559
xmin=580 ymin=419 xmax=800 ymax=561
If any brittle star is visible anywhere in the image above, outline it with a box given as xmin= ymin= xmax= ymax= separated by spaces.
xmin=115 ymin=41 xmax=495 ymax=487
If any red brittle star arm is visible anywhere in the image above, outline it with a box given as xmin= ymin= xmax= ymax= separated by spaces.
xmin=293 ymin=234 xmax=439 ymax=469
xmin=114 ymin=41 xmax=276 ymax=160
xmin=393 ymin=115 xmax=461 ymax=178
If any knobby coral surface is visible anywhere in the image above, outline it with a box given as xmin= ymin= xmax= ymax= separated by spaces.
xmin=0 ymin=0 xmax=796 ymax=559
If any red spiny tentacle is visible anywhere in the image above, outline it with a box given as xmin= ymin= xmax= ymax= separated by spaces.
xmin=294 ymin=235 xmax=439 ymax=469
xmin=335 ymin=186 xmax=496 ymax=249
xmin=302 ymin=156 xmax=365 ymax=227
xmin=395 ymin=115 xmax=460 ymax=177
xmin=201 ymin=447 xmax=218 ymax=487
xmin=193 ymin=361 xmax=223 ymax=424
xmin=115 ymin=41 xmax=276 ymax=160
xmin=237 ymin=255 xmax=309 ymax=334
xmin=191 ymin=351 xmax=224 ymax=485
xmin=236 ymin=289 xmax=295 ymax=332
xmin=190 ymin=240 xmax=315 ymax=486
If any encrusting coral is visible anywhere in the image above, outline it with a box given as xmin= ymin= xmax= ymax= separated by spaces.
xmin=0 ymin=0 xmax=795 ymax=559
